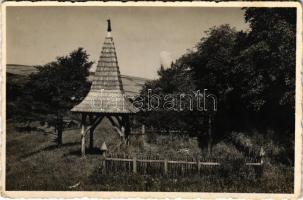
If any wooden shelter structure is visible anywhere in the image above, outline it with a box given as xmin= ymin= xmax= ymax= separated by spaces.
xmin=71 ymin=19 xmax=138 ymax=156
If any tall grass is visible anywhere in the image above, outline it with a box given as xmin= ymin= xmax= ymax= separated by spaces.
xmin=6 ymin=122 xmax=294 ymax=192
xmin=89 ymin=163 xmax=293 ymax=192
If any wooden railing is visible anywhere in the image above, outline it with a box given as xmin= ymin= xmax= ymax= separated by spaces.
xmin=101 ymin=154 xmax=263 ymax=177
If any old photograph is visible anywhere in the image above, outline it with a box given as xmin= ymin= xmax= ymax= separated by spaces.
xmin=2 ymin=2 xmax=302 ymax=198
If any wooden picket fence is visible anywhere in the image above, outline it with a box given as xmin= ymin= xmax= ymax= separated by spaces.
xmin=101 ymin=153 xmax=263 ymax=177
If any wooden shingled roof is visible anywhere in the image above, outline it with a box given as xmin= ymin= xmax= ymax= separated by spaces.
xmin=71 ymin=20 xmax=138 ymax=114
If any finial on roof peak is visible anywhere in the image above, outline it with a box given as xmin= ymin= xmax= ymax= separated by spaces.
xmin=107 ymin=19 xmax=112 ymax=32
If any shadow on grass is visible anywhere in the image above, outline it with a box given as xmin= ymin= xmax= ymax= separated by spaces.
xmin=20 ymin=142 xmax=80 ymax=159
xmin=68 ymin=147 xmax=103 ymax=157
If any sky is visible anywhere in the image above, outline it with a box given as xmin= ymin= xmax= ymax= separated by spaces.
xmin=6 ymin=6 xmax=249 ymax=79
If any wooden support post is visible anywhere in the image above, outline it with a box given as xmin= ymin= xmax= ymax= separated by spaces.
xmin=133 ymin=157 xmax=137 ymax=173
xmin=81 ymin=113 xmax=87 ymax=157
xmin=114 ymin=116 xmax=122 ymax=127
xmin=164 ymin=159 xmax=168 ymax=175
xmin=89 ymin=129 xmax=94 ymax=150
xmin=89 ymin=115 xmax=94 ymax=150
xmin=122 ymin=116 xmax=126 ymax=145
xmin=123 ymin=115 xmax=131 ymax=145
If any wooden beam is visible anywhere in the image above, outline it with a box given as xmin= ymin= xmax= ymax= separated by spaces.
xmin=107 ymin=116 xmax=124 ymax=137
xmin=88 ymin=115 xmax=103 ymax=150
xmin=82 ymin=115 xmax=104 ymax=137
xmin=107 ymin=115 xmax=126 ymax=144
xmin=114 ymin=116 xmax=123 ymax=127
xmin=90 ymin=116 xmax=103 ymax=131
xmin=107 ymin=116 xmax=120 ymax=128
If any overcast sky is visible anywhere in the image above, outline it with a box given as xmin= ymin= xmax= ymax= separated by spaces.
xmin=7 ymin=6 xmax=248 ymax=79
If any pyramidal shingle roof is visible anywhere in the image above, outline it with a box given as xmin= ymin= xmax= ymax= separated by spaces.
xmin=72 ymin=20 xmax=138 ymax=114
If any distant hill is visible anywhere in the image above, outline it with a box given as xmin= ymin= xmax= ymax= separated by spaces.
xmin=7 ymin=64 xmax=38 ymax=76
xmin=7 ymin=64 xmax=149 ymax=96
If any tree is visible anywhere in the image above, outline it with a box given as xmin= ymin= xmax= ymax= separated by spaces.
xmin=240 ymin=8 xmax=296 ymax=132
xmin=137 ymin=62 xmax=214 ymax=154
xmin=137 ymin=63 xmax=199 ymax=130
xmin=26 ymin=48 xmax=93 ymax=146
xmin=138 ymin=8 xmax=296 ymax=157
xmin=178 ymin=25 xmax=242 ymax=139
xmin=179 ymin=8 xmax=296 ymax=134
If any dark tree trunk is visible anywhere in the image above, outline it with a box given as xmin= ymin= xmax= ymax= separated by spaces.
xmin=207 ymin=115 xmax=213 ymax=156
xmin=57 ymin=128 xmax=62 ymax=146
xmin=56 ymin=116 xmax=63 ymax=146
xmin=81 ymin=114 xmax=87 ymax=156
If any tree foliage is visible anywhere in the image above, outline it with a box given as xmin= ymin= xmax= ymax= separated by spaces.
xmin=138 ymin=8 xmax=296 ymax=150
xmin=25 ymin=48 xmax=93 ymax=145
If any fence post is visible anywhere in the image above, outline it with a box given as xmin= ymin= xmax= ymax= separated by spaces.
xmin=103 ymin=158 xmax=107 ymax=174
xmin=258 ymin=147 xmax=265 ymax=178
xmin=260 ymin=146 xmax=265 ymax=165
xmin=133 ymin=157 xmax=137 ymax=173
xmin=197 ymin=160 xmax=201 ymax=173
xmin=164 ymin=159 xmax=168 ymax=175
xmin=102 ymin=159 xmax=106 ymax=174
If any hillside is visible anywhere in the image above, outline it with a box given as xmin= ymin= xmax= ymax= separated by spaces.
xmin=7 ymin=64 xmax=149 ymax=96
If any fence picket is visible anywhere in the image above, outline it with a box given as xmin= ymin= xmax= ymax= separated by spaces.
xmin=133 ymin=157 xmax=137 ymax=173
xmin=164 ymin=159 xmax=168 ymax=175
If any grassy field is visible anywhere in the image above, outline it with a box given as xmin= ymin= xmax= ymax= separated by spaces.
xmin=6 ymin=119 xmax=294 ymax=192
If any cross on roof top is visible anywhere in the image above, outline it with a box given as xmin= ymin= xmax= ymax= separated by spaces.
xmin=107 ymin=19 xmax=112 ymax=32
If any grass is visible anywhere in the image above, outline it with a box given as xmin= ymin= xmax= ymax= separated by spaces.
xmin=6 ymin=119 xmax=294 ymax=192
xmin=6 ymin=121 xmax=105 ymax=191
xmin=88 ymin=167 xmax=293 ymax=192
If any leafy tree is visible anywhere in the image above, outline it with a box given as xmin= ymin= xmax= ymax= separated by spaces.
xmin=138 ymin=8 xmax=296 ymax=157
xmin=136 ymin=62 xmax=215 ymax=154
xmin=26 ymin=48 xmax=92 ymax=145
xmin=240 ymin=8 xmax=296 ymax=131
xmin=137 ymin=62 xmax=200 ymax=131
xmin=180 ymin=8 xmax=296 ymax=134
xmin=178 ymin=25 xmax=243 ymax=140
